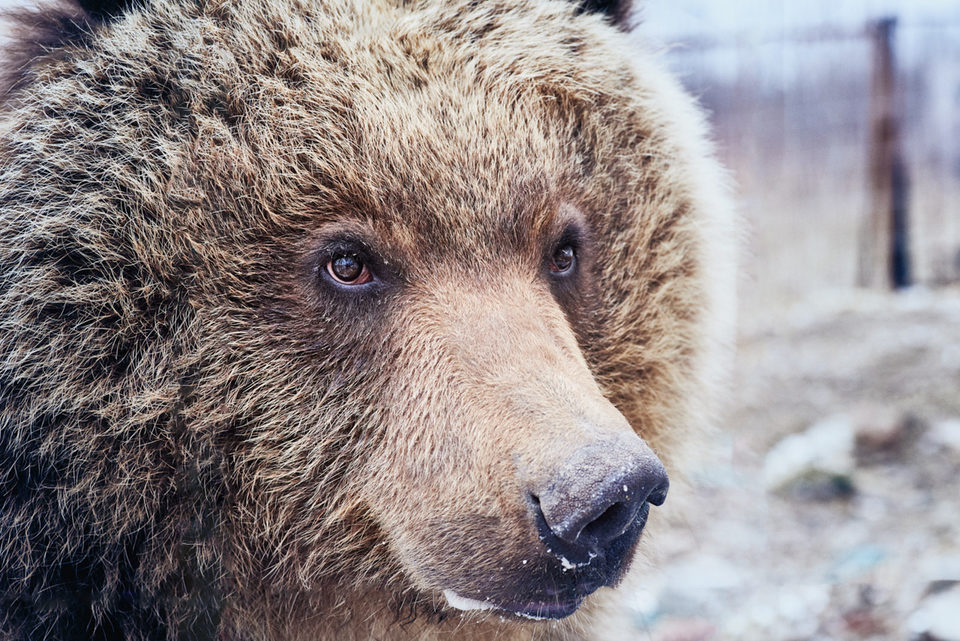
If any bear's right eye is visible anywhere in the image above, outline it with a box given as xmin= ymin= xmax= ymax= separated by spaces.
xmin=550 ymin=244 xmax=576 ymax=275
xmin=326 ymin=253 xmax=373 ymax=285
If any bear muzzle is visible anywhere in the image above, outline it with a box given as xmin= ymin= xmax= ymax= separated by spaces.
xmin=442 ymin=435 xmax=668 ymax=621
xmin=401 ymin=279 xmax=670 ymax=620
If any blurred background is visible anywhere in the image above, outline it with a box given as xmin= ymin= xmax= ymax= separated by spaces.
xmin=628 ymin=2 xmax=960 ymax=640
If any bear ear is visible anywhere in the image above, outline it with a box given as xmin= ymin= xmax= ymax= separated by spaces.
xmin=574 ymin=0 xmax=635 ymax=30
xmin=0 ymin=0 xmax=137 ymax=99
xmin=73 ymin=0 xmax=138 ymax=22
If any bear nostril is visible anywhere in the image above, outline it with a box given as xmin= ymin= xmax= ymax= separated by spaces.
xmin=533 ymin=440 xmax=670 ymax=561
xmin=648 ymin=482 xmax=669 ymax=507
xmin=578 ymin=499 xmax=634 ymax=544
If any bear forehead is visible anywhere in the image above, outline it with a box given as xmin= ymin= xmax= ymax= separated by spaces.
xmin=7 ymin=0 xmax=651 ymax=263
xmin=177 ymin=0 xmax=635 ymax=233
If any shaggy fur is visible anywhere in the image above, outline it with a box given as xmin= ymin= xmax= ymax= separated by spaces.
xmin=0 ymin=0 xmax=735 ymax=639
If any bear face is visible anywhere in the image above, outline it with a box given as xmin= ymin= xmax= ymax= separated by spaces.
xmin=0 ymin=0 xmax=735 ymax=639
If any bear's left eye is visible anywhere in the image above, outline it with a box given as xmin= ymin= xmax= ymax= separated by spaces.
xmin=549 ymin=244 xmax=577 ymax=275
xmin=326 ymin=253 xmax=373 ymax=285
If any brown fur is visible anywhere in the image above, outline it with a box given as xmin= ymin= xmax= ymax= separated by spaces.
xmin=0 ymin=0 xmax=735 ymax=639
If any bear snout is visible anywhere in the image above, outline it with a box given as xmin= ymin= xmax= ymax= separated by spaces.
xmin=439 ymin=437 xmax=669 ymax=620
xmin=529 ymin=436 xmax=669 ymax=573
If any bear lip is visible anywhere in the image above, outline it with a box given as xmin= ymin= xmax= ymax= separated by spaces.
xmin=442 ymin=589 xmax=584 ymax=620
xmin=438 ymin=500 xmax=649 ymax=622
xmin=442 ymin=590 xmax=497 ymax=613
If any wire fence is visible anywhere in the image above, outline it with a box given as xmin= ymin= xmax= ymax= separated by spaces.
xmin=653 ymin=19 xmax=960 ymax=309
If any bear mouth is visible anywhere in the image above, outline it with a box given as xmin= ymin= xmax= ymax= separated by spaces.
xmin=438 ymin=505 xmax=649 ymax=621
xmin=442 ymin=589 xmax=584 ymax=620
xmin=438 ymin=556 xmax=610 ymax=621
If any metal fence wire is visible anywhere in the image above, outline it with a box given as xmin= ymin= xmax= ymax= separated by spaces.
xmin=650 ymin=19 xmax=960 ymax=309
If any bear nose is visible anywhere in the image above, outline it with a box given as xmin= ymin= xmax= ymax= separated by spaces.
xmin=533 ymin=438 xmax=669 ymax=556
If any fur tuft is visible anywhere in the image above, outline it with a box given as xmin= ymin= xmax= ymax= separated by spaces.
xmin=0 ymin=2 xmax=93 ymax=100
xmin=575 ymin=0 xmax=634 ymax=29
xmin=0 ymin=0 xmax=148 ymax=102
xmin=73 ymin=0 xmax=138 ymax=20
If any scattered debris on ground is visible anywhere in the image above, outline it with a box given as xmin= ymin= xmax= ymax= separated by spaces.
xmin=630 ymin=288 xmax=960 ymax=641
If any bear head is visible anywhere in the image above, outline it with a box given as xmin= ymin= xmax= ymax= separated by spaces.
xmin=0 ymin=0 xmax=734 ymax=638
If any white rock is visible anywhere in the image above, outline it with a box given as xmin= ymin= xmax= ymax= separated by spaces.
xmin=907 ymin=588 xmax=960 ymax=641
xmin=763 ymin=415 xmax=855 ymax=497
xmin=928 ymin=419 xmax=960 ymax=454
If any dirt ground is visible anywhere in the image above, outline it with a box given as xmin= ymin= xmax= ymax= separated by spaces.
xmin=628 ymin=287 xmax=960 ymax=641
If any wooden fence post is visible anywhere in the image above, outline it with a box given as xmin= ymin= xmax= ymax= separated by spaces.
xmin=859 ymin=17 xmax=911 ymax=289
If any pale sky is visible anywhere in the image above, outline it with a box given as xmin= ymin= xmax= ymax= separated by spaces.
xmin=639 ymin=0 xmax=960 ymax=39
xmin=0 ymin=0 xmax=957 ymax=37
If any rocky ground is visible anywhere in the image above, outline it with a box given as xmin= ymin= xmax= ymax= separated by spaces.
xmin=627 ymin=287 xmax=960 ymax=641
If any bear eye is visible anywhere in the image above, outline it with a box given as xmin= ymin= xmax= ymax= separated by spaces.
xmin=549 ymin=244 xmax=576 ymax=275
xmin=326 ymin=253 xmax=372 ymax=285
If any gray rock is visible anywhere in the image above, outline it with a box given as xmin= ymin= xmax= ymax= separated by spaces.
xmin=723 ymin=584 xmax=831 ymax=640
xmin=851 ymin=404 xmax=919 ymax=463
xmin=827 ymin=545 xmax=888 ymax=582
xmin=919 ymin=555 xmax=960 ymax=586
xmin=656 ymin=554 xmax=747 ymax=618
xmin=652 ymin=618 xmax=716 ymax=641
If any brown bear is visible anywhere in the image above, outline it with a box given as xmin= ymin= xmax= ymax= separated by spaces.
xmin=0 ymin=0 xmax=735 ymax=639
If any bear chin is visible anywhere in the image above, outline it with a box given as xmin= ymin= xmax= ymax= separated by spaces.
xmin=418 ymin=498 xmax=648 ymax=623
